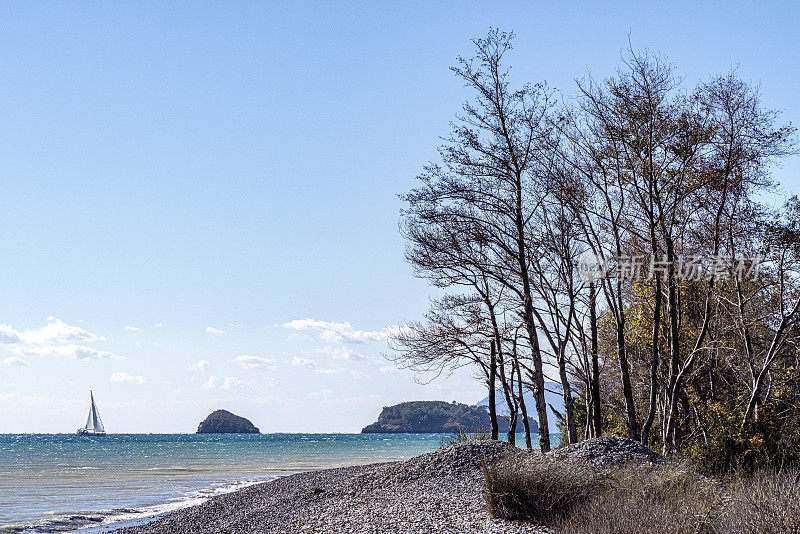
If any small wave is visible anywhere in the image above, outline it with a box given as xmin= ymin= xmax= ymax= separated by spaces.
xmin=143 ymin=466 xmax=202 ymax=473
xmin=3 ymin=478 xmax=273 ymax=534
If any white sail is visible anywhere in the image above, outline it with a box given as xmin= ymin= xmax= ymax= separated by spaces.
xmin=79 ymin=391 xmax=105 ymax=434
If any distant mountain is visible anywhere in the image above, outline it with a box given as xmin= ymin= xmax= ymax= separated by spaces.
xmin=361 ymin=400 xmax=538 ymax=434
xmin=197 ymin=409 xmax=260 ymax=434
xmin=476 ymin=382 xmax=565 ymax=429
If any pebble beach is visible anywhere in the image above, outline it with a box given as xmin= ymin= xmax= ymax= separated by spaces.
xmin=114 ymin=440 xmax=547 ymax=534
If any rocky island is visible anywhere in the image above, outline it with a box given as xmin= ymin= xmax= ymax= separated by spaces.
xmin=361 ymin=400 xmax=538 ymax=434
xmin=196 ymin=410 xmax=260 ymax=434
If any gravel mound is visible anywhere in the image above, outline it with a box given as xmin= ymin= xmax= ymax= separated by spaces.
xmin=114 ymin=440 xmax=546 ymax=534
xmin=549 ymin=436 xmax=671 ymax=467
xmin=399 ymin=439 xmax=519 ymax=476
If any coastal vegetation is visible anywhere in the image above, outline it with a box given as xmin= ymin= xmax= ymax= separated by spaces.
xmin=392 ymin=28 xmax=800 ymax=475
xmin=483 ymin=450 xmax=800 ymax=533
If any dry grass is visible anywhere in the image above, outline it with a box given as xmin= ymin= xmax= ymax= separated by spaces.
xmin=554 ymin=466 xmax=721 ymax=534
xmin=440 ymin=425 xmax=490 ymax=447
xmin=483 ymin=457 xmax=800 ymax=533
xmin=718 ymin=469 xmax=800 ymax=534
xmin=482 ymin=456 xmax=604 ymax=522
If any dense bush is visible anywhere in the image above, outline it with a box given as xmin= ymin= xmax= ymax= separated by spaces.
xmin=482 ymin=456 xmax=604 ymax=522
xmin=484 ymin=456 xmax=800 ymax=533
xmin=682 ymin=411 xmax=800 ymax=476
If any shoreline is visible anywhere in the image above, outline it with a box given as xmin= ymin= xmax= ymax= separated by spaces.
xmin=0 ymin=433 xmax=450 ymax=533
xmin=0 ymin=478 xmax=275 ymax=534
xmin=85 ymin=479 xmax=272 ymax=534
xmin=111 ymin=441 xmax=546 ymax=534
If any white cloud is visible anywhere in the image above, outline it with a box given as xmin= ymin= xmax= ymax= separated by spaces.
xmin=234 ymin=355 xmax=276 ymax=370
xmin=0 ymin=318 xmax=120 ymax=361
xmin=291 ymin=356 xmax=318 ymax=369
xmin=3 ymin=357 xmax=26 ymax=367
xmin=199 ymin=375 xmax=242 ymax=390
xmin=307 ymin=389 xmax=333 ymax=400
xmin=315 ymin=367 xmax=343 ymax=375
xmin=280 ymin=318 xmax=396 ymax=344
xmin=188 ymin=360 xmax=210 ymax=373
xmin=379 ymin=365 xmax=398 ymax=375
xmin=154 ymin=323 xmax=163 ymax=328
xmin=350 ymin=370 xmax=367 ymax=379
xmin=110 ymin=371 xmax=144 ymax=384
xmin=124 ymin=325 xmax=141 ymax=332
xmin=222 ymin=376 xmax=243 ymax=390
xmin=21 ymin=317 xmax=102 ymax=345
xmin=201 ymin=375 xmax=217 ymax=390
xmin=205 ymin=326 xmax=226 ymax=336
xmin=11 ymin=344 xmax=121 ymax=361
xmin=324 ymin=346 xmax=377 ymax=363
xmin=0 ymin=324 xmax=21 ymax=344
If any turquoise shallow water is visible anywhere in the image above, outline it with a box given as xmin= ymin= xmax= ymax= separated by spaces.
xmin=0 ymin=433 xmax=485 ymax=533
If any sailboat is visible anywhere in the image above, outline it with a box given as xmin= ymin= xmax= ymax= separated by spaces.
xmin=77 ymin=390 xmax=106 ymax=436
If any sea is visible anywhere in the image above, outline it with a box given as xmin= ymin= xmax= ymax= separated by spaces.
xmin=0 ymin=433 xmax=539 ymax=533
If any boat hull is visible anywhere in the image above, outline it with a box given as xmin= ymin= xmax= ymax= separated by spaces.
xmin=76 ymin=429 xmax=106 ymax=436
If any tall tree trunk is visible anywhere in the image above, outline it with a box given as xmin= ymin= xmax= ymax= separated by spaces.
xmin=499 ymin=369 xmax=517 ymax=446
xmin=499 ymin=350 xmax=518 ymax=446
xmin=488 ymin=339 xmax=499 ymax=440
xmin=616 ymin=304 xmax=638 ymax=439
xmin=522 ymin=304 xmax=550 ymax=451
xmin=510 ymin=162 xmax=550 ymax=452
xmin=493 ymin=328 xmax=517 ymax=445
xmin=515 ymin=360 xmax=533 ymax=450
xmin=506 ymin=399 xmax=518 ymax=446
xmin=664 ymin=239 xmax=682 ymax=453
xmin=641 ymin=273 xmax=662 ymax=445
xmin=584 ymin=377 xmax=594 ymax=438
xmin=558 ymin=347 xmax=577 ymax=444
xmin=589 ymin=281 xmax=602 ymax=437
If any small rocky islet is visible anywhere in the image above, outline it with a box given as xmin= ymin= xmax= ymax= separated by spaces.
xmin=115 ymin=437 xmax=667 ymax=534
xmin=196 ymin=409 xmax=260 ymax=434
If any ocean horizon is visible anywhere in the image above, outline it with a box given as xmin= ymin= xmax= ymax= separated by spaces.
xmin=0 ymin=432 xmax=546 ymax=533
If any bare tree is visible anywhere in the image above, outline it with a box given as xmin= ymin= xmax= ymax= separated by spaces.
xmin=402 ymin=29 xmax=556 ymax=451
xmin=399 ymin=31 xmax=800 ymax=465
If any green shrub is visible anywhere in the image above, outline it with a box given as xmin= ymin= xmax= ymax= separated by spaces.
xmin=683 ymin=416 xmax=800 ymax=476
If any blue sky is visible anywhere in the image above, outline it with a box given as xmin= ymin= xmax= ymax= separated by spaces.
xmin=1 ymin=2 xmax=799 ymax=432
